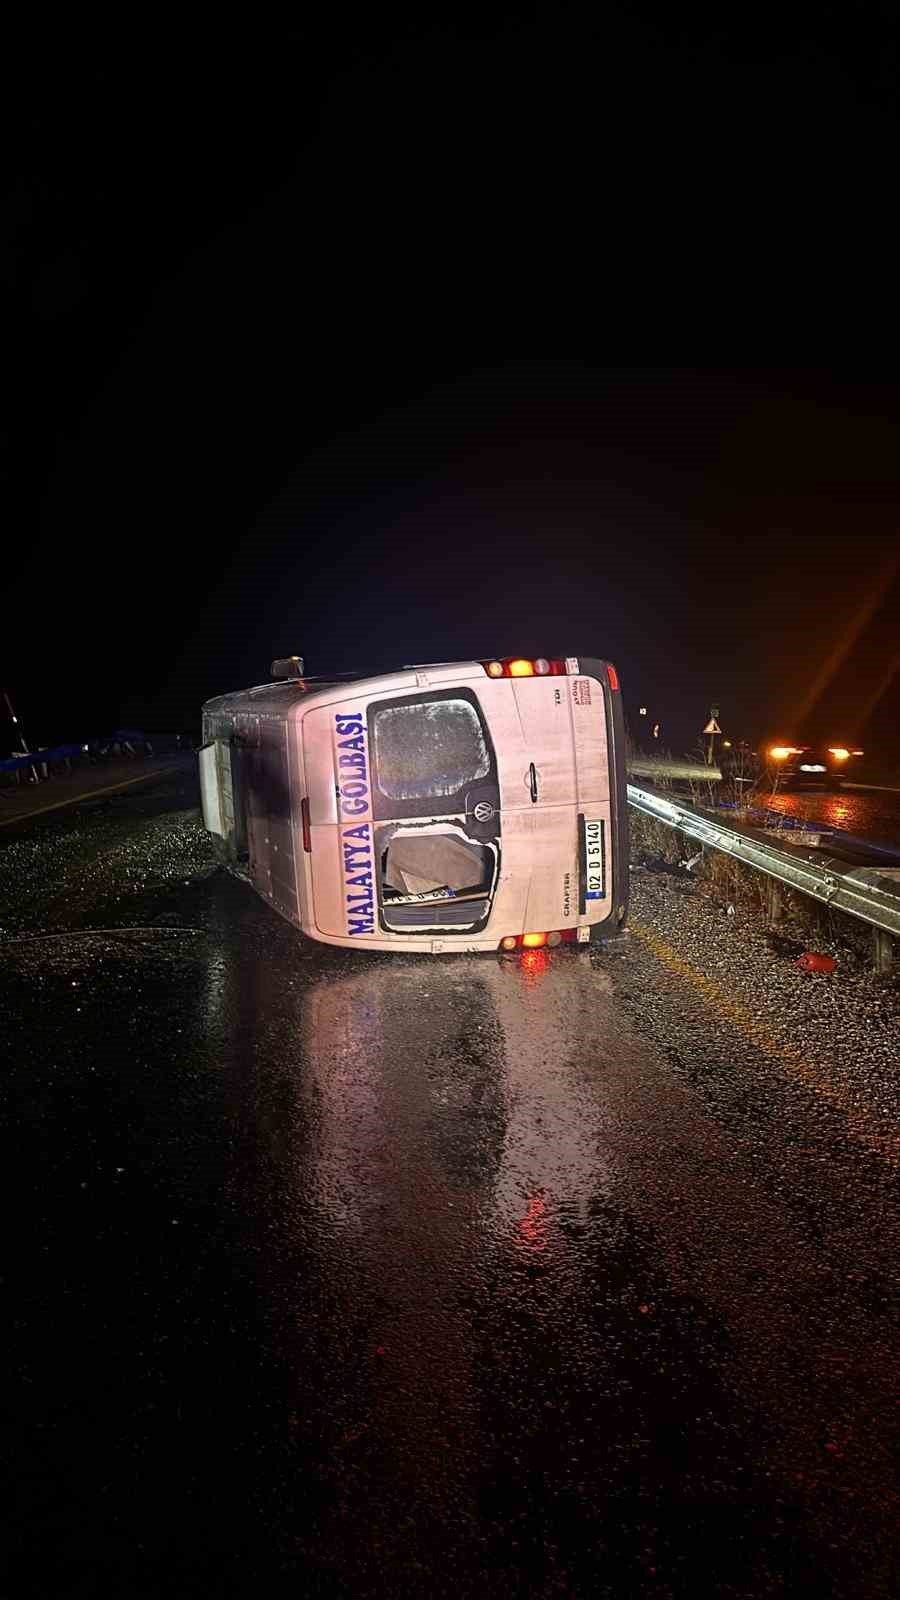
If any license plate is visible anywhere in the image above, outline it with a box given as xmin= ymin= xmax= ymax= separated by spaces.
xmin=583 ymin=817 xmax=606 ymax=899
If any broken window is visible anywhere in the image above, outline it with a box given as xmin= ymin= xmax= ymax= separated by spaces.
xmin=383 ymin=832 xmax=489 ymax=896
xmin=372 ymin=698 xmax=490 ymax=802
xmin=378 ymin=828 xmax=497 ymax=932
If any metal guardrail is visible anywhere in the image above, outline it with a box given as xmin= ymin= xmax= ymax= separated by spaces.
xmin=627 ymin=783 xmax=900 ymax=958
xmin=628 ymin=757 xmax=722 ymax=782
xmin=0 ymin=730 xmax=152 ymax=775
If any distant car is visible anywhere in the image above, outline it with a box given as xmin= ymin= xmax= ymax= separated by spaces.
xmin=763 ymin=743 xmax=864 ymax=790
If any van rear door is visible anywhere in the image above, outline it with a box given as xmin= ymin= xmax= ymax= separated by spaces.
xmin=475 ymin=665 xmax=622 ymax=934
xmin=303 ymin=688 xmax=503 ymax=940
xmin=475 ymin=675 xmax=581 ymax=934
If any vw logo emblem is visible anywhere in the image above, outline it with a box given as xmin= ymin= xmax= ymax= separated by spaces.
xmin=473 ymin=800 xmax=494 ymax=823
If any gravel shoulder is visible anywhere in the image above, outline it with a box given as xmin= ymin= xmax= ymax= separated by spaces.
xmin=619 ymin=863 xmax=900 ymax=1161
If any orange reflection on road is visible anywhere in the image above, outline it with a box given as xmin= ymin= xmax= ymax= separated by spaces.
xmin=518 ymin=947 xmax=551 ymax=987
xmin=517 ymin=1191 xmax=548 ymax=1251
xmin=765 ymin=791 xmax=868 ymax=836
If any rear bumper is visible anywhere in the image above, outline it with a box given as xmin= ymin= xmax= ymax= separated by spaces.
xmin=780 ymin=770 xmax=843 ymax=788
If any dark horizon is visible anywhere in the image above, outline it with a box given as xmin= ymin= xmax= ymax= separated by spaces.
xmin=5 ymin=17 xmax=899 ymax=759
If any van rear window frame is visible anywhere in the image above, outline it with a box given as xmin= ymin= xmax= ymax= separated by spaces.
xmin=367 ymin=688 xmax=499 ymax=821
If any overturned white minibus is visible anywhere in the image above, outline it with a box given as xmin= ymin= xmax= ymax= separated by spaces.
xmin=200 ymin=654 xmax=628 ymax=954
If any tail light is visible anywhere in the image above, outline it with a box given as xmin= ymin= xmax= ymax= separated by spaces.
xmin=827 ymin=747 xmax=850 ymax=761
xmin=481 ymin=657 xmax=567 ymax=678
xmin=606 ymin=662 xmax=620 ymax=692
xmin=499 ymin=929 xmax=578 ymax=953
xmin=769 ymin=746 xmax=802 ymax=761
xmin=301 ymin=796 xmax=312 ymax=852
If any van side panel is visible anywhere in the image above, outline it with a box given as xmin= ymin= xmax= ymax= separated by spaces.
xmin=246 ymin=716 xmax=301 ymax=928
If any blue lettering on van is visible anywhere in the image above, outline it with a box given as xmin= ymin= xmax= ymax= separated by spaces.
xmin=334 ymin=712 xmax=371 ymax=818
xmin=340 ymin=819 xmax=375 ymax=935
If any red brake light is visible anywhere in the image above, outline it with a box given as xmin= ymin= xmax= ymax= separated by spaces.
xmin=606 ymin=663 xmax=620 ymax=692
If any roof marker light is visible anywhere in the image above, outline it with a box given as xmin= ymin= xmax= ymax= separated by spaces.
xmin=482 ymin=657 xmax=567 ymax=678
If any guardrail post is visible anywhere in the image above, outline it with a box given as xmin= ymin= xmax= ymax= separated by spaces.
xmin=766 ymin=878 xmax=782 ymax=931
xmin=872 ymin=928 xmax=894 ymax=976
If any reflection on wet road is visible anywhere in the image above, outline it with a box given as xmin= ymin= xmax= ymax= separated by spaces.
xmin=2 ymin=770 xmax=898 ymax=1597
xmin=761 ymin=784 xmax=900 ymax=849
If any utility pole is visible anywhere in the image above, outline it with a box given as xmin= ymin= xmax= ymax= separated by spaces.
xmin=2 ymin=689 xmax=39 ymax=783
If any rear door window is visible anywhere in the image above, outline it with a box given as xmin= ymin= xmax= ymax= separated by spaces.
xmin=368 ymin=688 xmax=497 ymax=819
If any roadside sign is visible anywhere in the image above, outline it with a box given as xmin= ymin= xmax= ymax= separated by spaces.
xmin=703 ymin=719 xmax=722 ymax=735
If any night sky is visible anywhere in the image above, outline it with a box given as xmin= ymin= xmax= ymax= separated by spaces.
xmin=5 ymin=11 xmax=899 ymax=755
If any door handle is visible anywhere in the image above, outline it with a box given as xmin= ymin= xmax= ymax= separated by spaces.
xmin=528 ymin=762 xmax=538 ymax=803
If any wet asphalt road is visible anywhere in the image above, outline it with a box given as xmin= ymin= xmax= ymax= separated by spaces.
xmin=760 ymin=786 xmax=900 ymax=852
xmin=2 ymin=768 xmax=898 ymax=1598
